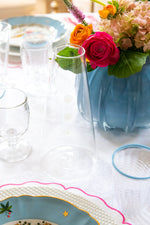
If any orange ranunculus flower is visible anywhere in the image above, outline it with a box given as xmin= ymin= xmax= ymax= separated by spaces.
xmin=105 ymin=5 xmax=117 ymax=15
xmin=99 ymin=9 xmax=110 ymax=19
xmin=70 ymin=24 xmax=93 ymax=46
xmin=99 ymin=4 xmax=117 ymax=19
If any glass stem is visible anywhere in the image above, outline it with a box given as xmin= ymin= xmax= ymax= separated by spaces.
xmin=7 ymin=128 xmax=17 ymax=151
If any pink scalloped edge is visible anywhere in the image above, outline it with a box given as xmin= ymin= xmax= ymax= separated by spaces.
xmin=0 ymin=180 xmax=132 ymax=225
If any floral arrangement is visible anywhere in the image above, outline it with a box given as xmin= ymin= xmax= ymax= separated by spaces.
xmin=62 ymin=0 xmax=150 ymax=78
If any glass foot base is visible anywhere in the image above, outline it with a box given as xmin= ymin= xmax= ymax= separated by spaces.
xmin=0 ymin=142 xmax=32 ymax=163
xmin=42 ymin=145 xmax=94 ymax=181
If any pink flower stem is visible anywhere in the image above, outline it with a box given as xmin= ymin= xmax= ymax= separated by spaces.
xmin=63 ymin=0 xmax=88 ymax=26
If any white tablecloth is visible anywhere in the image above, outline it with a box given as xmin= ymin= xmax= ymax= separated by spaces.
xmin=0 ymin=13 xmax=150 ymax=225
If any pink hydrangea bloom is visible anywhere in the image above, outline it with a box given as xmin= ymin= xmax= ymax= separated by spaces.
xmin=99 ymin=0 xmax=150 ymax=53
xmin=121 ymin=38 xmax=133 ymax=50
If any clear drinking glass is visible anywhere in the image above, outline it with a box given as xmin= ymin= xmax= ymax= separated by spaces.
xmin=0 ymin=87 xmax=31 ymax=162
xmin=20 ymin=32 xmax=52 ymax=97
xmin=42 ymin=43 xmax=95 ymax=181
xmin=0 ymin=22 xmax=11 ymax=82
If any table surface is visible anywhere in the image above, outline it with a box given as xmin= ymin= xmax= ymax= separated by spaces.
xmin=0 ymin=13 xmax=150 ymax=225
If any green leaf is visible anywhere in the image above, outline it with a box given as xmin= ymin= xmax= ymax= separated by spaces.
xmin=87 ymin=62 xmax=94 ymax=72
xmin=56 ymin=47 xmax=82 ymax=74
xmin=0 ymin=203 xmax=6 ymax=209
xmin=57 ymin=47 xmax=79 ymax=57
xmin=0 ymin=210 xmax=5 ymax=214
xmin=108 ymin=50 xmax=149 ymax=78
xmin=6 ymin=202 xmax=9 ymax=208
xmin=7 ymin=206 xmax=12 ymax=210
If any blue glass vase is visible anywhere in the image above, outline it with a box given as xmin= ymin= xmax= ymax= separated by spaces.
xmin=77 ymin=57 xmax=150 ymax=132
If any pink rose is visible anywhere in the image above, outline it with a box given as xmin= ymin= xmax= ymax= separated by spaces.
xmin=82 ymin=32 xmax=120 ymax=68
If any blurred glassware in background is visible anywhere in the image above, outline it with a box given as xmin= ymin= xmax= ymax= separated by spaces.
xmin=20 ymin=32 xmax=53 ymax=97
xmin=42 ymin=43 xmax=96 ymax=181
xmin=0 ymin=22 xmax=11 ymax=83
xmin=0 ymin=87 xmax=31 ymax=162
xmin=112 ymin=144 xmax=150 ymax=223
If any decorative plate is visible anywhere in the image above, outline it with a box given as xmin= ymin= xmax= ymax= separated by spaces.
xmin=0 ymin=182 xmax=132 ymax=225
xmin=4 ymin=16 xmax=68 ymax=47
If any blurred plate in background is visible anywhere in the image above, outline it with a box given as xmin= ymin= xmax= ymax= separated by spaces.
xmin=3 ymin=16 xmax=68 ymax=64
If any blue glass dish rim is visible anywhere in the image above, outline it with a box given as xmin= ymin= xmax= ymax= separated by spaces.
xmin=112 ymin=144 xmax=150 ymax=180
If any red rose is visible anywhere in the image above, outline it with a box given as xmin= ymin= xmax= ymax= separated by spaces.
xmin=82 ymin=32 xmax=120 ymax=68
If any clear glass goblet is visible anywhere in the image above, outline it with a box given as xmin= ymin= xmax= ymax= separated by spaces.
xmin=0 ymin=87 xmax=31 ymax=162
xmin=42 ymin=43 xmax=95 ymax=181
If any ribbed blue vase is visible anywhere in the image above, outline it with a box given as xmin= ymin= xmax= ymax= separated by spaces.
xmin=77 ymin=57 xmax=150 ymax=132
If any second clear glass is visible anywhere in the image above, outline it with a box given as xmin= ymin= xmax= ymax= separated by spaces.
xmin=0 ymin=22 xmax=11 ymax=82
xmin=20 ymin=32 xmax=52 ymax=97
xmin=42 ymin=43 xmax=95 ymax=181
xmin=0 ymin=87 xmax=31 ymax=162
